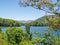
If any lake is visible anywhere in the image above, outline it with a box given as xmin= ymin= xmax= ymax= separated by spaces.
xmin=1 ymin=26 xmax=60 ymax=37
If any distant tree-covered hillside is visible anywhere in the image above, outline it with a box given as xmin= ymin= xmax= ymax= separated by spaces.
xmin=29 ymin=15 xmax=57 ymax=26
xmin=0 ymin=18 xmax=22 ymax=26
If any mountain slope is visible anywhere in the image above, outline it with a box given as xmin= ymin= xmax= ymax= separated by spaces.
xmin=0 ymin=18 xmax=22 ymax=26
xmin=30 ymin=15 xmax=57 ymax=26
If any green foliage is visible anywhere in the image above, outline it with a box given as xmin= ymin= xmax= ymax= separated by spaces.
xmin=0 ymin=18 xmax=22 ymax=27
xmin=47 ymin=15 xmax=60 ymax=30
xmin=56 ymin=41 xmax=60 ymax=45
xmin=0 ymin=27 xmax=60 ymax=45
xmin=0 ymin=27 xmax=7 ymax=45
xmin=29 ymin=15 xmax=57 ymax=26
xmin=19 ymin=0 xmax=60 ymax=15
xmin=0 ymin=27 xmax=2 ymax=32
xmin=6 ymin=27 xmax=24 ymax=44
xmin=20 ymin=40 xmax=33 ymax=45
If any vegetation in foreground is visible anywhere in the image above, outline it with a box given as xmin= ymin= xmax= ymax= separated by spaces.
xmin=0 ymin=27 xmax=60 ymax=45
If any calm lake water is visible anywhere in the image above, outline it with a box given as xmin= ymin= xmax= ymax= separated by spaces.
xmin=1 ymin=26 xmax=60 ymax=37
xmin=2 ymin=26 xmax=48 ymax=33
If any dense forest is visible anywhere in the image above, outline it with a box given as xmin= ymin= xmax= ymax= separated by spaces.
xmin=28 ymin=15 xmax=57 ymax=26
xmin=0 ymin=15 xmax=58 ymax=26
xmin=0 ymin=18 xmax=22 ymax=26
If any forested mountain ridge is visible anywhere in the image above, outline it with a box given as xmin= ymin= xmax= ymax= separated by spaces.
xmin=29 ymin=15 xmax=57 ymax=26
xmin=0 ymin=18 xmax=22 ymax=26
xmin=0 ymin=15 xmax=57 ymax=26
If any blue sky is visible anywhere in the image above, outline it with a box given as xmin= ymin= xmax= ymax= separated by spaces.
xmin=0 ymin=0 xmax=47 ymax=21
